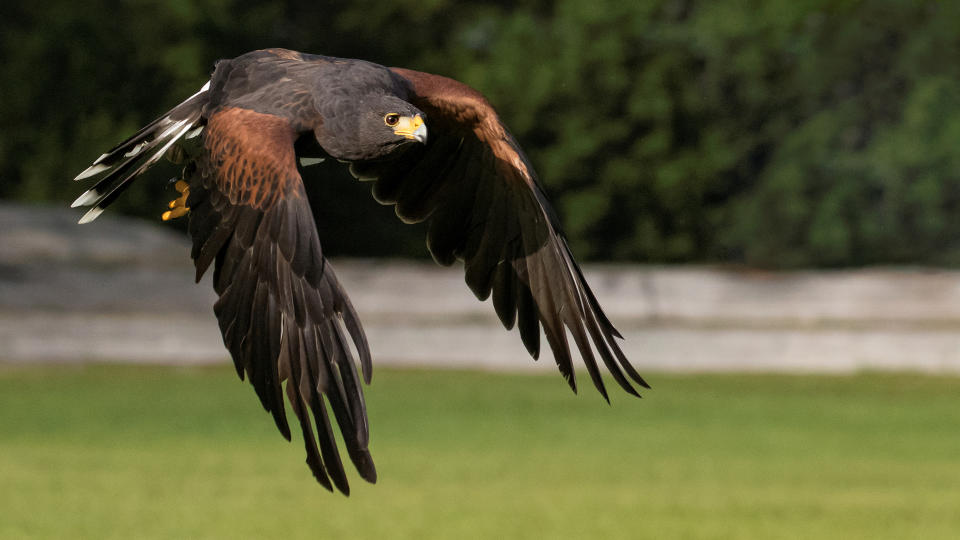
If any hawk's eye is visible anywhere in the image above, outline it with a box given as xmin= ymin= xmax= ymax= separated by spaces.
xmin=384 ymin=113 xmax=400 ymax=127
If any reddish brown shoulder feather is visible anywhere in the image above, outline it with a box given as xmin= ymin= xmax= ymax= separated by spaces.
xmin=205 ymin=107 xmax=301 ymax=210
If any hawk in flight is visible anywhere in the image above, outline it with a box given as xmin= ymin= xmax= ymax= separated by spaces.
xmin=73 ymin=48 xmax=649 ymax=494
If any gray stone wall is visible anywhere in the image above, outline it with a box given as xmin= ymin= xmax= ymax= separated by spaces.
xmin=4 ymin=203 xmax=960 ymax=374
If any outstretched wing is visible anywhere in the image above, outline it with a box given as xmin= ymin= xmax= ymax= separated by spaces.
xmin=188 ymin=106 xmax=376 ymax=494
xmin=351 ymin=68 xmax=649 ymax=400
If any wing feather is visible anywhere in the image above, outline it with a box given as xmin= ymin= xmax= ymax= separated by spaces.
xmin=189 ymin=106 xmax=376 ymax=493
xmin=378 ymin=67 xmax=650 ymax=398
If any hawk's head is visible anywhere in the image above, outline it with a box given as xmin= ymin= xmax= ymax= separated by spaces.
xmin=317 ymin=94 xmax=427 ymax=161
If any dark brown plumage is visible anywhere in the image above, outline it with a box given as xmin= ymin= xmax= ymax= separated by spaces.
xmin=72 ymin=48 xmax=649 ymax=495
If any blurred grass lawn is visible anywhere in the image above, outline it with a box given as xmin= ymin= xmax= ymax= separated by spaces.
xmin=1 ymin=365 xmax=959 ymax=539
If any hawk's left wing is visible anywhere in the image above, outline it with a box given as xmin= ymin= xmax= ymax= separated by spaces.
xmin=186 ymin=106 xmax=376 ymax=494
xmin=349 ymin=68 xmax=650 ymax=401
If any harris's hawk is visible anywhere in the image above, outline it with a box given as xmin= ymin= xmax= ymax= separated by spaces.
xmin=72 ymin=48 xmax=649 ymax=494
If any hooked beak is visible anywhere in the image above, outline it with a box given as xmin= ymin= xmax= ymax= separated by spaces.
xmin=393 ymin=114 xmax=428 ymax=144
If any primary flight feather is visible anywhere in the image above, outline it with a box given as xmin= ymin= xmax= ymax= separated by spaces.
xmin=73 ymin=48 xmax=649 ymax=494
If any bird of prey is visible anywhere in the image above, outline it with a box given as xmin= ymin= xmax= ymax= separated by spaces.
xmin=72 ymin=48 xmax=649 ymax=495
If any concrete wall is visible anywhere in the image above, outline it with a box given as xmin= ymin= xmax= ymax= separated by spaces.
xmin=4 ymin=203 xmax=960 ymax=374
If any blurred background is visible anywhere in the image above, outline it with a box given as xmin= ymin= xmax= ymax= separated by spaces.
xmin=6 ymin=0 xmax=960 ymax=266
xmin=2 ymin=1 xmax=960 ymax=539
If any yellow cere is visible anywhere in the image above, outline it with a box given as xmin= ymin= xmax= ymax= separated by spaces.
xmin=392 ymin=114 xmax=425 ymax=140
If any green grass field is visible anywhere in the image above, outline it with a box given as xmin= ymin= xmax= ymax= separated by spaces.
xmin=1 ymin=365 xmax=959 ymax=539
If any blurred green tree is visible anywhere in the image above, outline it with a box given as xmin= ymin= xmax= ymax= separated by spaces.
xmin=2 ymin=0 xmax=958 ymax=266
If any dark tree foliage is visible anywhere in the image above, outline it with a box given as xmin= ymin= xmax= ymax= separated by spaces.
xmin=2 ymin=0 xmax=958 ymax=266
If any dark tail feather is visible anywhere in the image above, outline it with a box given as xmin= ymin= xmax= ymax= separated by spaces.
xmin=72 ymin=81 xmax=210 ymax=223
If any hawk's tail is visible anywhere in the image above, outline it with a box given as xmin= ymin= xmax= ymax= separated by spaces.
xmin=72 ymin=81 xmax=211 ymax=224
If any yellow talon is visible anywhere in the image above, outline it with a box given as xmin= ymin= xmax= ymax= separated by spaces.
xmin=162 ymin=181 xmax=190 ymax=221
xmin=162 ymin=206 xmax=189 ymax=221
xmin=162 ymin=207 xmax=187 ymax=221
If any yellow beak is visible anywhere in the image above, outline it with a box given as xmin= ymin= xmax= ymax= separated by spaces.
xmin=393 ymin=114 xmax=427 ymax=143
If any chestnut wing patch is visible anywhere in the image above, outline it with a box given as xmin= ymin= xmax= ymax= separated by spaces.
xmin=187 ymin=107 xmax=376 ymax=493
xmin=358 ymin=69 xmax=650 ymax=400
